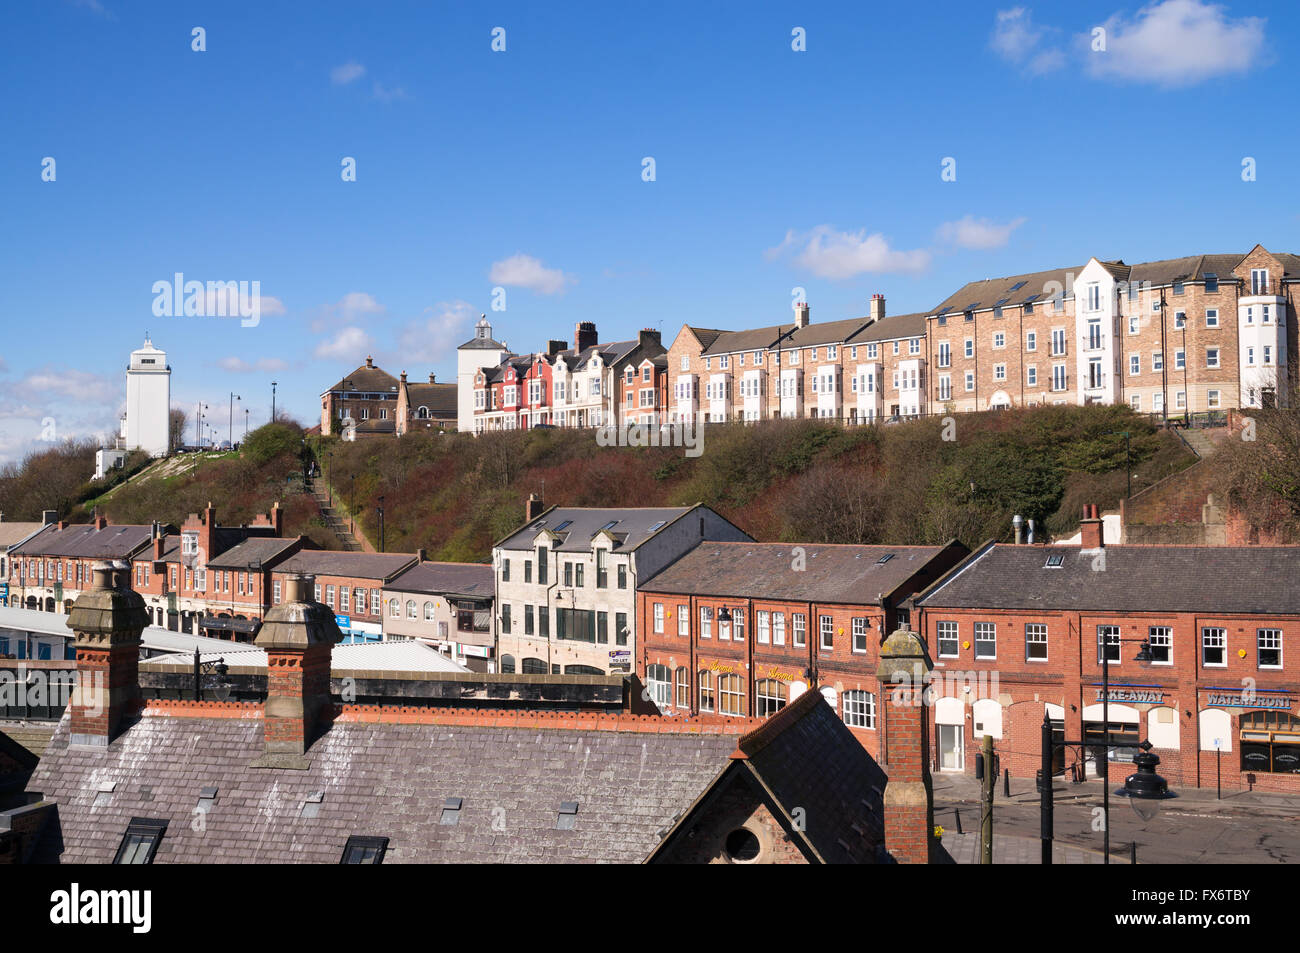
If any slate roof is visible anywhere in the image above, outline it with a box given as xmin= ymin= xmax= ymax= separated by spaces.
xmin=641 ymin=542 xmax=955 ymax=603
xmin=928 ymin=264 xmax=1083 ymax=316
xmin=701 ymin=324 xmax=790 ymax=356
xmin=733 ymin=689 xmax=886 ymax=863
xmin=786 ymin=316 xmax=874 ymax=349
xmin=324 ymin=363 xmax=400 ymax=395
xmin=386 ymin=561 xmax=494 ymax=599
xmin=206 ymin=537 xmax=302 ymax=570
xmin=0 ymin=522 xmax=45 ymax=550
xmin=917 ymin=542 xmax=1300 ymax=614
xmin=26 ymin=712 xmax=744 ymax=863
xmin=845 ymin=312 xmax=928 ymax=344
xmin=686 ymin=327 xmax=728 ymax=351
xmin=274 ymin=551 xmax=417 ymax=581
xmin=496 ymin=506 xmax=701 ymax=553
xmin=404 ymin=381 xmax=457 ymax=420
xmin=10 ymin=523 xmax=153 ymax=559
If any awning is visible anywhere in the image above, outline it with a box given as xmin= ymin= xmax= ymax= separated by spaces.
xmin=200 ymin=615 xmax=260 ymax=635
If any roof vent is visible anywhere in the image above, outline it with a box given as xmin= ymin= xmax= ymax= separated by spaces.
xmin=556 ymin=801 xmax=579 ymax=830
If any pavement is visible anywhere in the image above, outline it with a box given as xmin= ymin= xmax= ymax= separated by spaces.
xmin=932 ymin=771 xmax=1300 ymax=864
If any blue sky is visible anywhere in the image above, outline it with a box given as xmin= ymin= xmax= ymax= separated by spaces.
xmin=1 ymin=0 xmax=1296 ymax=460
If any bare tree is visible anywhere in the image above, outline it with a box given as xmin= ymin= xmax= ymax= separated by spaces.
xmin=169 ymin=407 xmax=188 ymax=451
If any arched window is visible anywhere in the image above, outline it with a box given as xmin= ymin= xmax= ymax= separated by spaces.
xmin=565 ymin=664 xmax=604 ymax=675
xmin=1199 ymin=708 xmax=1232 ymax=752
xmin=718 ymin=674 xmax=744 ymax=716
xmin=972 ymin=698 xmax=1003 ymax=739
xmin=424 ymin=601 xmax=436 ymax=621
xmin=842 ymin=690 xmax=876 ymax=729
xmin=675 ymin=667 xmax=689 ymax=709
xmin=417 ymin=406 xmax=429 ymax=419
xmin=406 ymin=599 xmax=417 ymax=619
xmin=388 ymin=599 xmax=400 ymax=618
xmin=521 ymin=657 xmax=548 ymax=674
xmin=755 ymin=679 xmax=787 ymax=717
xmin=646 ymin=664 xmax=672 ymax=711
xmin=500 ymin=654 xmax=516 ymax=674
xmin=698 ymin=670 xmax=715 ymax=712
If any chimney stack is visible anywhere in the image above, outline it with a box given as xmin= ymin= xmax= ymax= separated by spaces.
xmin=365 ymin=355 xmax=375 ymax=368
xmin=270 ymin=501 xmax=283 ymax=537
xmin=794 ymin=302 xmax=810 ymax=329
xmin=1080 ymin=504 xmax=1104 ymax=550
xmin=526 ymin=494 xmax=545 ymax=521
xmin=253 ymin=572 xmax=340 ymax=767
xmin=42 ymin=510 xmax=56 ymax=525
xmin=547 ymin=340 xmax=567 ymax=360
xmin=874 ymin=624 xmax=935 ymax=864
xmin=66 ymin=559 xmax=149 ymax=746
xmin=93 ymin=515 xmax=107 ymax=531
xmin=638 ymin=328 xmax=661 ymax=349
xmin=574 ymin=321 xmax=598 ymax=353
xmin=870 ymin=293 xmax=886 ymax=322
xmin=428 ymin=373 xmax=436 ymax=384
xmin=400 ymin=370 xmax=408 ymax=383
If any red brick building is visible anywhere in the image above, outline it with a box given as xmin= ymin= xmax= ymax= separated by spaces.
xmin=636 ymin=540 xmax=969 ymax=762
xmin=914 ymin=508 xmax=1300 ymax=793
xmin=270 ymin=550 xmax=419 ymax=642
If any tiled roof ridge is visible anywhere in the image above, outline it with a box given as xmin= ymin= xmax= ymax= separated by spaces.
xmin=736 ymin=687 xmax=823 ymax=758
xmin=688 ymin=540 xmax=941 ymax=551
xmin=144 ymin=699 xmax=763 ymax=733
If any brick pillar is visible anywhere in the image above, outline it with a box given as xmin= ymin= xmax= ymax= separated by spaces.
xmin=66 ymin=560 xmax=148 ymax=746
xmin=253 ymin=573 xmax=340 ymax=767
xmin=875 ymin=624 xmax=935 ymax=864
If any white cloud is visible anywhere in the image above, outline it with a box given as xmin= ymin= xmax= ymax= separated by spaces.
xmin=489 ymin=254 xmax=576 ymax=295
xmin=936 ymin=216 xmax=1028 ymax=250
xmin=217 ymin=357 xmax=290 ymax=374
xmin=767 ymin=226 xmax=931 ymax=279
xmin=310 ymin=292 xmax=385 ymax=333
xmin=0 ymin=366 xmax=121 ymax=464
xmin=1087 ymin=0 xmax=1267 ymax=87
xmin=314 ymin=327 xmax=374 ymax=361
xmin=394 ymin=301 xmax=477 ymax=364
xmin=331 ymin=61 xmax=366 ymax=85
xmin=991 ymin=7 xmax=1064 ymax=73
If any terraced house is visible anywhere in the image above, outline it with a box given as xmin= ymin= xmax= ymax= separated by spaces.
xmin=659 ymin=244 xmax=1297 ymax=425
xmin=466 ymin=322 xmax=667 ymax=432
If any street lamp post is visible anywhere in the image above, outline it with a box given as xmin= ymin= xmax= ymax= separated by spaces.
xmin=244 ymin=408 xmax=249 ymax=438
xmin=271 ymin=381 xmax=278 ymax=424
xmin=326 ymin=451 xmax=333 ymax=507
xmin=194 ymin=402 xmax=207 ymax=448
xmin=229 ymin=393 xmax=241 ymax=447
xmin=377 ymin=495 xmax=385 ymax=553
xmin=349 ymin=474 xmax=355 ymax=534
xmin=1040 ymin=637 xmax=1173 ymax=864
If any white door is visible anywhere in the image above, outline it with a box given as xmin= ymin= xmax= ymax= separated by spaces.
xmin=939 ymin=724 xmax=964 ymax=771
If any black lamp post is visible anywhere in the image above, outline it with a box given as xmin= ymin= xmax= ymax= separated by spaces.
xmin=1040 ymin=637 xmax=1174 ymax=863
xmin=349 ymin=474 xmax=355 ymax=534
xmin=326 ymin=451 xmax=333 ymax=506
xmin=271 ymin=381 xmax=278 ymax=423
xmin=192 ymin=650 xmax=230 ymax=701
xmin=228 ymin=392 xmax=241 ymax=447
xmin=377 ymin=495 xmax=385 ymax=553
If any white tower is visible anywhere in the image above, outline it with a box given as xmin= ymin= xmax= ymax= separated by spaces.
xmin=456 ymin=315 xmax=510 ymax=432
xmin=124 ymin=335 xmax=171 ymax=456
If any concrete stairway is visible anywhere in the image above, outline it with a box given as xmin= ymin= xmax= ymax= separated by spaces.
xmin=1180 ymin=428 xmax=1220 ymax=458
xmin=305 ymin=475 xmax=363 ymax=551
